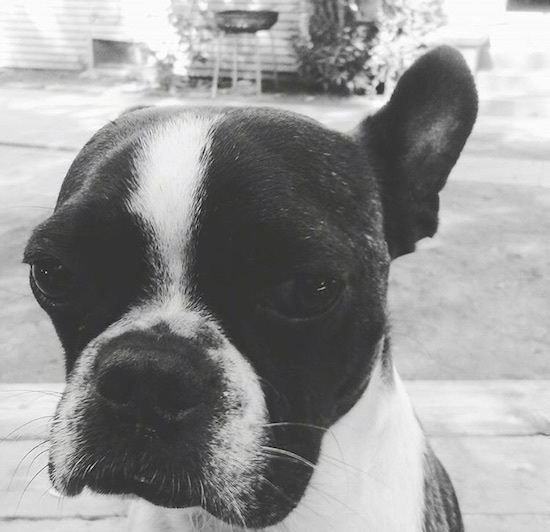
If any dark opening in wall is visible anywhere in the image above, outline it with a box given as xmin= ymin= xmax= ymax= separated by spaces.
xmin=507 ymin=0 xmax=550 ymax=11
xmin=92 ymin=39 xmax=145 ymax=67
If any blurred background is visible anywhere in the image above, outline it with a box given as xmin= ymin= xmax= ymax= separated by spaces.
xmin=1 ymin=2 xmax=549 ymax=531
xmin=1 ymin=0 xmax=549 ymax=382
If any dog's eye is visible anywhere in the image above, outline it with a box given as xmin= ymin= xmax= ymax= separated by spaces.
xmin=264 ymin=274 xmax=343 ymax=319
xmin=31 ymin=260 xmax=73 ymax=301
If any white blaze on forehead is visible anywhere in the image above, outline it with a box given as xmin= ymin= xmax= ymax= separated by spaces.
xmin=48 ymin=112 xmax=271 ymax=514
xmin=128 ymin=114 xmax=217 ymax=299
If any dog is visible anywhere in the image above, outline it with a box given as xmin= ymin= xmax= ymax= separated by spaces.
xmin=24 ymin=45 xmax=477 ymax=531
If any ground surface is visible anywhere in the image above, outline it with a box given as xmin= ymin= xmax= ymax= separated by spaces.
xmin=0 ymin=70 xmax=549 ymax=381
xmin=2 ymin=381 xmax=549 ymax=531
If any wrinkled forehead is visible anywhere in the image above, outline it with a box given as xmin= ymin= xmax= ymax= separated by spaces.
xmin=58 ymin=106 xmax=369 ymax=215
xmin=32 ymin=107 xmax=382 ymax=269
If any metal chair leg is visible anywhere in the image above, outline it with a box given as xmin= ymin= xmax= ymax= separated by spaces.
xmin=270 ymin=31 xmax=279 ymax=90
xmin=255 ymin=33 xmax=262 ymax=95
xmin=232 ymin=33 xmax=238 ymax=90
xmin=211 ymin=32 xmax=222 ymax=98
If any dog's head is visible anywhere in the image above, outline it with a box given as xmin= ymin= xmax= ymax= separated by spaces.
xmin=24 ymin=47 xmax=476 ymax=527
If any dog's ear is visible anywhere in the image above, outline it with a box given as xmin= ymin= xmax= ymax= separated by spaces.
xmin=355 ymin=45 xmax=478 ymax=259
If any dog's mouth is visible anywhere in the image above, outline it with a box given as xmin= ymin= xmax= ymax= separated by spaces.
xmin=47 ymin=327 xmax=323 ymax=527
xmin=51 ymin=405 xmax=225 ymax=510
xmin=50 ymin=410 xmax=320 ymax=527
xmin=62 ymin=455 xmax=197 ymax=508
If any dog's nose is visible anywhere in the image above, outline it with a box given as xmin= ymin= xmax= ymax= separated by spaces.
xmin=97 ymin=356 xmax=190 ymax=415
xmin=95 ymin=331 xmax=219 ymax=421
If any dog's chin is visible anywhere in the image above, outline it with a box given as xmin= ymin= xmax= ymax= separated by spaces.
xmin=51 ymin=453 xmax=304 ymax=528
xmin=54 ymin=462 xmax=199 ymax=508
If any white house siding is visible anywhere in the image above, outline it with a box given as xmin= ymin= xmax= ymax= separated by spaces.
xmin=0 ymin=0 xmax=174 ymax=70
xmin=89 ymin=0 xmax=175 ymax=53
xmin=0 ymin=0 xmax=303 ymax=74
xmin=0 ymin=0 xmax=96 ymax=69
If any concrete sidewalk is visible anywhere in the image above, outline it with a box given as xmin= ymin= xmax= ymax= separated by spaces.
xmin=1 ymin=77 xmax=549 ymax=383
xmin=0 ymin=75 xmax=549 ymax=532
xmin=1 ymin=78 xmax=549 ymax=184
xmin=2 ymin=381 xmax=550 ymax=532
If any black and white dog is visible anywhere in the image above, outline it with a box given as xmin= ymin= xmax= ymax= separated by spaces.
xmin=25 ymin=46 xmax=477 ymax=531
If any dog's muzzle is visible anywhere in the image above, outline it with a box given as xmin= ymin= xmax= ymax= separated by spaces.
xmin=48 ymin=320 xmax=270 ymax=524
xmin=95 ymin=331 xmax=221 ymax=432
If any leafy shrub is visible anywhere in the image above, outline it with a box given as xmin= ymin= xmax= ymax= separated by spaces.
xmin=293 ymin=0 xmax=446 ymax=95
xmin=149 ymin=0 xmax=213 ymax=90
xmin=367 ymin=0 xmax=447 ymax=94
xmin=293 ymin=18 xmax=378 ymax=94
xmin=169 ymin=0 xmax=213 ymax=72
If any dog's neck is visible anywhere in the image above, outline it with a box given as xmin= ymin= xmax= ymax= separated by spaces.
xmin=276 ymin=354 xmax=426 ymax=532
xmin=128 ymin=353 xmax=427 ymax=532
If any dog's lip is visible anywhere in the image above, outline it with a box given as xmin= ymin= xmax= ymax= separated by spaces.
xmin=85 ymin=472 xmax=172 ymax=498
xmin=67 ymin=461 xmax=196 ymax=508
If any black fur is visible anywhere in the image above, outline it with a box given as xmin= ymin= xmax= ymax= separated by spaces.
xmin=24 ymin=46 xmax=477 ymax=529
xmin=355 ymin=45 xmax=478 ymax=258
xmin=424 ymin=444 xmax=464 ymax=532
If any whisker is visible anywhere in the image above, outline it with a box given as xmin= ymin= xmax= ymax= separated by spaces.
xmin=14 ymin=463 xmax=49 ymax=516
xmin=26 ymin=393 xmax=62 ymax=406
xmin=297 ymin=478 xmax=371 ymax=526
xmin=228 ymin=491 xmax=247 ymax=531
xmin=170 ymin=469 xmax=177 ymax=505
xmin=65 ymin=452 xmax=91 ymax=487
xmin=82 ymin=455 xmax=103 ymax=479
xmin=260 ymin=447 xmax=340 ymax=486
xmin=322 ymin=427 xmax=350 ymax=497
xmin=263 ymin=421 xmax=358 ymax=494
xmin=0 ymin=415 xmax=53 ymax=443
xmin=264 ymin=421 xmax=382 ymax=485
xmin=318 ymin=452 xmax=386 ymax=486
xmin=199 ymin=479 xmax=207 ymax=509
xmin=260 ymin=441 xmax=385 ymax=511
xmin=39 ymin=485 xmax=54 ymax=501
xmin=7 ymin=440 xmax=49 ymax=491
xmin=0 ymin=389 xmax=62 ymax=403
xmin=23 ymin=447 xmax=51 ymax=486
xmin=221 ymin=451 xmax=321 ymax=529
xmin=261 ymin=445 xmax=316 ymax=469
xmin=257 ymin=377 xmax=289 ymax=409
xmin=255 ymin=469 xmax=325 ymax=525
xmin=56 ymin=489 xmax=66 ymax=512
xmin=264 ymin=421 xmax=329 ymax=433
xmin=0 ymin=205 xmax=55 ymax=212
xmin=261 ymin=445 xmax=371 ymax=525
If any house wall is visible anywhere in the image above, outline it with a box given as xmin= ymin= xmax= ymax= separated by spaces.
xmin=0 ymin=0 xmax=304 ymax=74
xmin=0 ymin=0 xmax=173 ymax=70
xmin=2 ymin=0 xmax=529 ymax=75
xmin=0 ymin=0 xmax=94 ymax=69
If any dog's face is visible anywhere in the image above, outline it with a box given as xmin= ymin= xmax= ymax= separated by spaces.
xmin=24 ymin=47 xmax=476 ymax=528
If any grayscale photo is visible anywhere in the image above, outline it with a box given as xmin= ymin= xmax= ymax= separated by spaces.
xmin=1 ymin=1 xmax=549 ymax=531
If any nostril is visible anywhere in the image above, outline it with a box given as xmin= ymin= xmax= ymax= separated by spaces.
xmin=97 ymin=364 xmax=138 ymax=406
xmin=96 ymin=360 xmax=197 ymax=418
xmin=156 ymin=378 xmax=189 ymax=414
xmin=94 ymin=332 xmax=223 ymax=422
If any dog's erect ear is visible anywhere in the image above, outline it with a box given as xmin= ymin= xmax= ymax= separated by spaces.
xmin=355 ymin=45 xmax=478 ymax=259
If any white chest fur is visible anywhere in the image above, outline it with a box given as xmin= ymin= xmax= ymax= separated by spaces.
xmin=127 ymin=359 xmax=426 ymax=532
xmin=275 ymin=361 xmax=426 ymax=532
